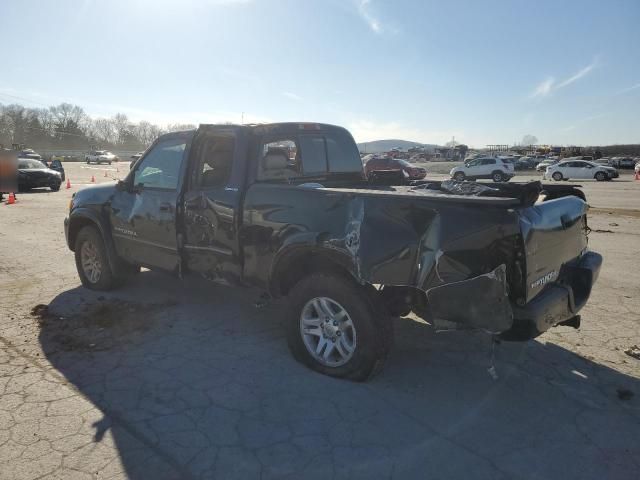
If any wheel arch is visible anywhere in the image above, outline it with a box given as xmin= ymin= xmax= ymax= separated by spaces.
xmin=67 ymin=210 xmax=122 ymax=275
xmin=269 ymin=246 xmax=361 ymax=298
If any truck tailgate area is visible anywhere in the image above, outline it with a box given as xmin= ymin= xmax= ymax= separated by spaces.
xmin=519 ymin=196 xmax=589 ymax=303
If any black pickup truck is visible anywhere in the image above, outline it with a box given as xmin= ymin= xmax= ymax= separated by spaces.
xmin=65 ymin=123 xmax=602 ymax=380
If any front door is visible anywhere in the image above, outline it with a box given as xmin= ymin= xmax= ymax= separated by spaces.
xmin=574 ymin=161 xmax=594 ymax=179
xmin=480 ymin=158 xmax=496 ymax=178
xmin=182 ymin=129 xmax=243 ymax=283
xmin=110 ymin=135 xmax=188 ymax=272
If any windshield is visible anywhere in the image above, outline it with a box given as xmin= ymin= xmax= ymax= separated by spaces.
xmin=18 ymin=159 xmax=47 ymax=169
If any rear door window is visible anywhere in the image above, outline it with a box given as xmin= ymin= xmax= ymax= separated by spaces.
xmin=258 ymin=138 xmax=301 ymax=180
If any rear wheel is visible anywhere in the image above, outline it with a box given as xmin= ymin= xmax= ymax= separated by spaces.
xmin=492 ymin=171 xmax=504 ymax=182
xmin=286 ymin=273 xmax=393 ymax=381
xmin=552 ymin=172 xmax=563 ymax=181
xmin=453 ymin=172 xmax=465 ymax=181
xmin=595 ymin=171 xmax=606 ymax=181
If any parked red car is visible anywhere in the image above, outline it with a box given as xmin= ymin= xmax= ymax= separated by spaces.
xmin=364 ymin=156 xmax=427 ymax=180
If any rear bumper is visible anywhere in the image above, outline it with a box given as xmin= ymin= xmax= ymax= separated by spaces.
xmin=503 ymin=251 xmax=602 ymax=340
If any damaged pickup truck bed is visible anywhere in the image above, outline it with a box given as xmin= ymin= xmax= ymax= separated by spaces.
xmin=65 ymin=122 xmax=602 ymax=380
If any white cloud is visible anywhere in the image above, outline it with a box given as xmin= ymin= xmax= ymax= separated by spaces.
xmin=529 ymin=57 xmax=599 ymax=99
xmin=556 ymin=61 xmax=597 ymax=89
xmin=530 ymin=77 xmax=555 ymax=98
xmin=282 ymin=91 xmax=302 ymax=101
xmin=616 ymin=83 xmax=640 ymax=95
xmin=356 ymin=0 xmax=382 ymax=33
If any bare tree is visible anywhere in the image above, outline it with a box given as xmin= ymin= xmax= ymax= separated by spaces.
xmin=135 ymin=121 xmax=163 ymax=146
xmin=112 ymin=113 xmax=130 ymax=145
xmin=92 ymin=118 xmax=117 ymax=144
xmin=520 ymin=134 xmax=538 ymax=146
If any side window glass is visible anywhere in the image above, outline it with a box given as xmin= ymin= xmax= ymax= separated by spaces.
xmin=133 ymin=139 xmax=186 ymax=190
xmin=198 ymin=135 xmax=234 ymax=187
xmin=258 ymin=138 xmax=300 ymax=181
xmin=299 ymin=135 xmax=327 ymax=174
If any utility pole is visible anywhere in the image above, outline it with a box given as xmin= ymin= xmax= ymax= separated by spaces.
xmin=241 ymin=112 xmax=244 ymax=125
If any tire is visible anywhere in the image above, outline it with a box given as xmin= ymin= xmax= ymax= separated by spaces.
xmin=492 ymin=171 xmax=504 ymax=182
xmin=595 ymin=171 xmax=606 ymax=181
xmin=453 ymin=172 xmax=465 ymax=181
xmin=50 ymin=183 xmax=60 ymax=192
xmin=74 ymin=225 xmax=120 ymax=291
xmin=286 ymin=273 xmax=393 ymax=381
xmin=552 ymin=172 xmax=563 ymax=181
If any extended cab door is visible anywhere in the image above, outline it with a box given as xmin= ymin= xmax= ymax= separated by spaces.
xmin=181 ymin=127 xmax=245 ymax=283
xmin=110 ymin=133 xmax=190 ymax=272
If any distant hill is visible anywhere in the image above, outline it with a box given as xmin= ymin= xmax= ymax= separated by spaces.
xmin=357 ymin=139 xmax=439 ymax=153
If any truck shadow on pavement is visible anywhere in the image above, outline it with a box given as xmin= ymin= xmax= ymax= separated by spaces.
xmin=38 ymin=270 xmax=640 ymax=480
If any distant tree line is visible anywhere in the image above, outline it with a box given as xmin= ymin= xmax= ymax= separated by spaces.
xmin=0 ymin=102 xmax=196 ymax=152
xmin=595 ymin=145 xmax=640 ymax=157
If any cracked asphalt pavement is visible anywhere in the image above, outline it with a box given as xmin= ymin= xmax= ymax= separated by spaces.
xmin=1 ymin=167 xmax=639 ymax=479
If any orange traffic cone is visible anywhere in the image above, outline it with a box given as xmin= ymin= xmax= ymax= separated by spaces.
xmin=91 ymin=175 xmax=95 ymax=183
xmin=66 ymin=178 xmax=71 ymax=189
xmin=635 ymin=171 xmax=640 ymax=181
xmin=7 ymin=192 xmax=16 ymax=205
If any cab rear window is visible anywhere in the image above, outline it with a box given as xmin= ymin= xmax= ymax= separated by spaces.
xmin=298 ymin=132 xmax=362 ymax=174
xmin=258 ymin=130 xmax=363 ymax=180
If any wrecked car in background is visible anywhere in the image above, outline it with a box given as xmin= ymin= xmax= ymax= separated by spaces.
xmin=64 ymin=123 xmax=602 ymax=381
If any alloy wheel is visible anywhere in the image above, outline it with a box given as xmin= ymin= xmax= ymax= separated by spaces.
xmin=80 ymin=240 xmax=102 ymax=284
xmin=299 ymin=297 xmax=357 ymax=367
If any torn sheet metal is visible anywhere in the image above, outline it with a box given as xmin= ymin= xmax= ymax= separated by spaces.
xmin=426 ymin=264 xmax=514 ymax=333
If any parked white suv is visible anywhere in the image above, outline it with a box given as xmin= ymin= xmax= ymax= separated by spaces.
xmin=85 ymin=150 xmax=116 ymax=164
xmin=544 ymin=160 xmax=612 ymax=181
xmin=450 ymin=157 xmax=514 ymax=182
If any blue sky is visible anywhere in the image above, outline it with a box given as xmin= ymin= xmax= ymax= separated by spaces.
xmin=1 ymin=0 xmax=639 ymax=147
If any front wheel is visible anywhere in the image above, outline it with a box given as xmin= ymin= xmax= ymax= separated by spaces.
xmin=50 ymin=183 xmax=60 ymax=192
xmin=453 ymin=172 xmax=465 ymax=181
xmin=552 ymin=172 xmax=563 ymax=181
xmin=74 ymin=225 xmax=120 ymax=291
xmin=286 ymin=273 xmax=393 ymax=381
xmin=595 ymin=171 xmax=606 ymax=181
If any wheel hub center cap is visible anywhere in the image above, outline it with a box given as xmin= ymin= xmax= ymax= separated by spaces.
xmin=323 ymin=322 xmax=338 ymax=337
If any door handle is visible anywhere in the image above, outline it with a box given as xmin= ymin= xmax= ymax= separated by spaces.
xmin=159 ymin=202 xmax=173 ymax=212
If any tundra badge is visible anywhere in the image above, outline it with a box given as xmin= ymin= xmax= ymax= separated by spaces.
xmin=530 ymin=270 xmax=558 ymax=289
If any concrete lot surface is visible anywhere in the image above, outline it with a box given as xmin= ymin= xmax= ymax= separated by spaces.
xmin=0 ymin=164 xmax=639 ymax=479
